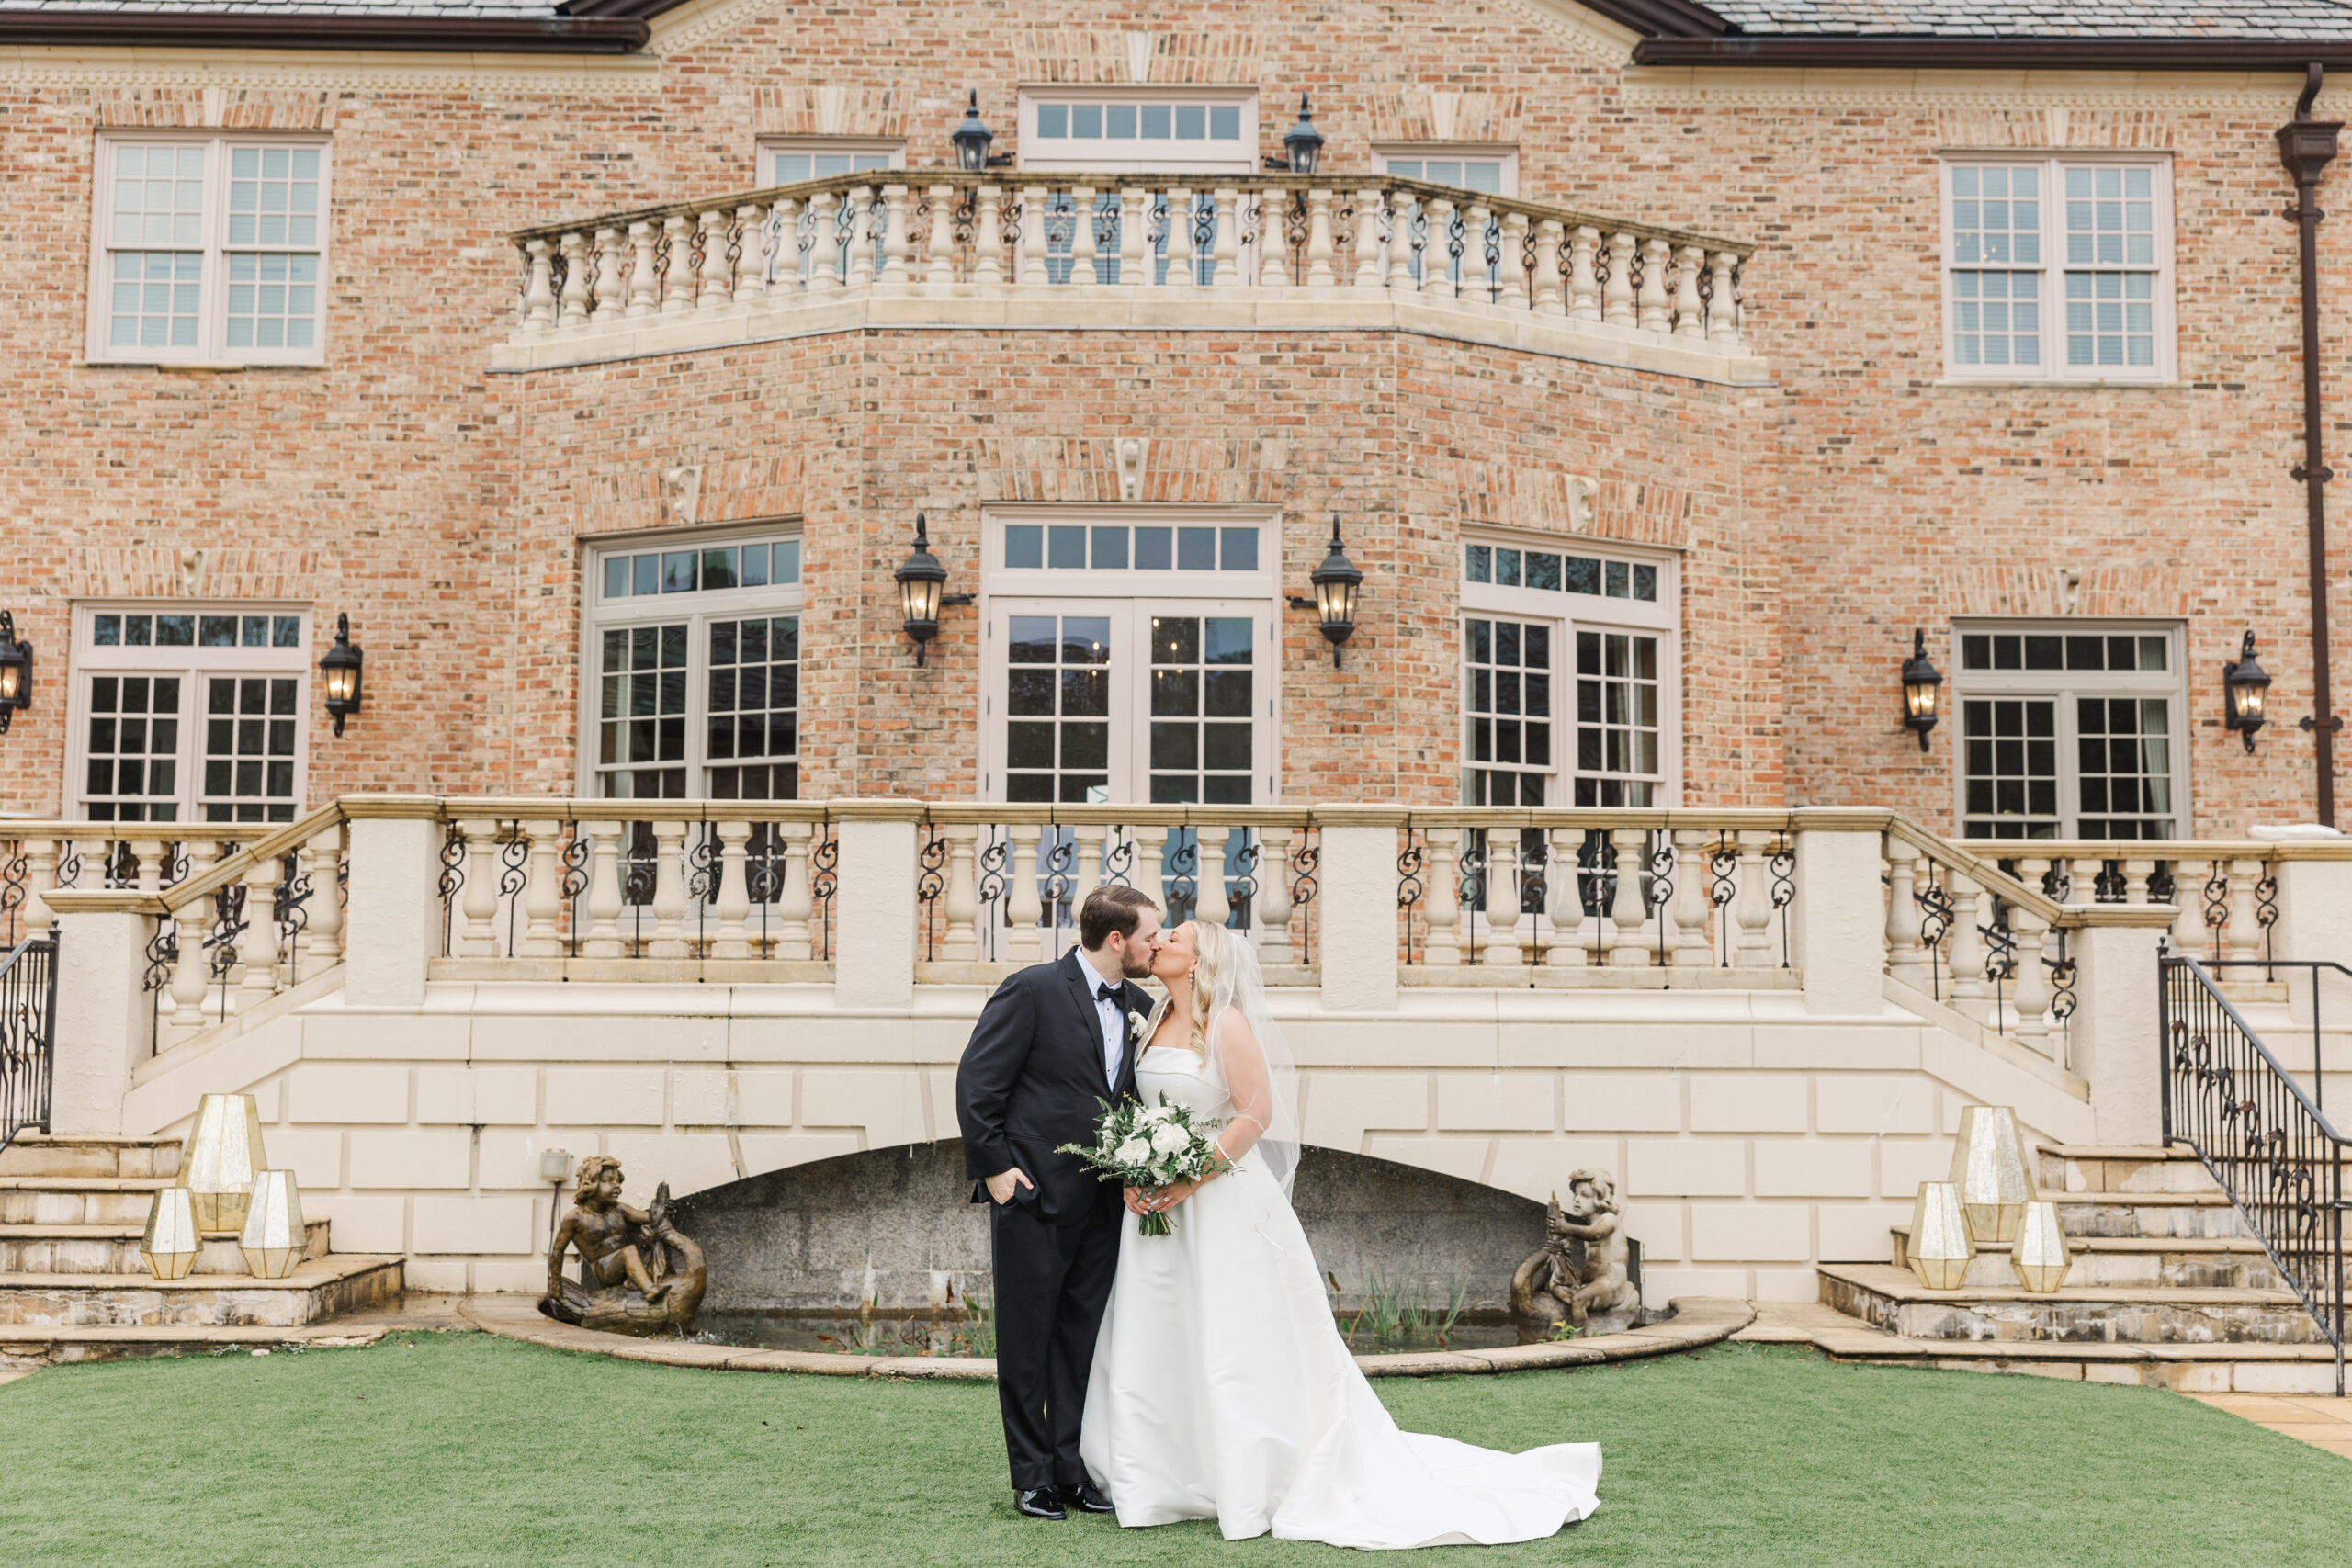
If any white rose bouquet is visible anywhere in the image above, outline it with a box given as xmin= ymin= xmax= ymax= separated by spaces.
xmin=1057 ymin=1095 xmax=1229 ymax=1236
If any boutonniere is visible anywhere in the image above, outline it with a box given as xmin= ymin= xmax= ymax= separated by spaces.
xmin=1125 ymin=1010 xmax=1148 ymax=1043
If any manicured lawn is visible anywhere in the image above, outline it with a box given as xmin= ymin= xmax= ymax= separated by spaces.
xmin=3 ymin=1333 xmax=2345 ymax=1567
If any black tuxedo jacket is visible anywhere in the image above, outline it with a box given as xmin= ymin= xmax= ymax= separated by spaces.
xmin=956 ymin=950 xmax=1151 ymax=1225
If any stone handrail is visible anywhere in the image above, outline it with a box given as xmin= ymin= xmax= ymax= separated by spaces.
xmin=495 ymin=168 xmax=1757 ymax=376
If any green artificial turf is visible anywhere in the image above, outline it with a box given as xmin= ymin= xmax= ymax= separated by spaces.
xmin=2 ymin=1332 xmax=2345 ymax=1567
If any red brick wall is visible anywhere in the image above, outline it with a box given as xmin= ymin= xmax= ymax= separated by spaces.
xmin=1 ymin=5 xmax=2341 ymax=830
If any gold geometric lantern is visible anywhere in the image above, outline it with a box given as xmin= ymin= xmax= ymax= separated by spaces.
xmin=1950 ymin=1104 xmax=2036 ymax=1244
xmin=1907 ymin=1180 xmax=1975 ymax=1291
xmin=238 ymin=1170 xmax=307 ymax=1280
xmin=178 ymin=1093 xmax=268 ymax=1233
xmin=2010 ymin=1199 xmax=2074 ymax=1293
xmin=141 ymin=1186 xmax=204 ymax=1280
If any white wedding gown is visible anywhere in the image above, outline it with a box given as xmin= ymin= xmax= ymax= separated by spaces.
xmin=1080 ymin=1040 xmax=1602 ymax=1549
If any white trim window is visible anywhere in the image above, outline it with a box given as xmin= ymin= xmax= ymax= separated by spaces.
xmin=1461 ymin=537 xmax=1676 ymax=807
xmin=90 ymin=135 xmax=330 ymax=366
xmin=582 ymin=527 xmax=804 ymax=800
xmin=757 ymin=139 xmax=902 ymax=186
xmin=1017 ymin=91 xmax=1258 ymax=175
xmin=1373 ymin=146 xmax=1517 ymax=197
xmin=1942 ymin=155 xmax=2174 ymax=380
xmin=979 ymin=510 xmax=1278 ymax=805
xmin=71 ymin=605 xmax=311 ymax=823
xmin=1953 ymin=623 xmax=2187 ymax=840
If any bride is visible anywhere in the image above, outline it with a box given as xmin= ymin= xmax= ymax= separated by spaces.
xmin=1080 ymin=919 xmax=1602 ymax=1549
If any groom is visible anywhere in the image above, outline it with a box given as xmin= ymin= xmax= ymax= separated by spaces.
xmin=956 ymin=883 xmax=1160 ymax=1521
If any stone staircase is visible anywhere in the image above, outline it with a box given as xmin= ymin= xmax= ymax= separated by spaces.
xmin=1776 ymin=1145 xmax=2346 ymax=1393
xmin=0 ymin=1134 xmax=403 ymax=1369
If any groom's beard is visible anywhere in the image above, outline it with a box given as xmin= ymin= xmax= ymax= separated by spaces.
xmin=1122 ymin=947 xmax=1155 ymax=979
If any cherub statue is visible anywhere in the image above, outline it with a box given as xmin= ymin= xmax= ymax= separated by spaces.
xmin=1509 ymin=1168 xmax=1641 ymax=1342
xmin=540 ymin=1156 xmax=708 ymax=1337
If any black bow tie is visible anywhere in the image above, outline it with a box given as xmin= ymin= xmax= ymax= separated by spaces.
xmin=1095 ymin=983 xmax=1122 ymax=1004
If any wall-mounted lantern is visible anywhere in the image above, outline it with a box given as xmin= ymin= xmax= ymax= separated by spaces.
xmin=1282 ymin=93 xmax=1325 ymax=175
xmin=894 ymin=513 xmax=974 ymax=666
xmin=951 ymin=91 xmax=1006 ymax=172
xmin=1900 ymin=628 xmax=1942 ymax=751
xmin=0 ymin=612 xmax=31 ymax=736
xmin=1287 ymin=514 xmax=1363 ymax=668
xmin=320 ymin=613 xmax=364 ymax=737
xmin=2224 ymin=628 xmax=2271 ymax=752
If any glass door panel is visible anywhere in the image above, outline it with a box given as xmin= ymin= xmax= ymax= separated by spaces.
xmin=1005 ymin=612 xmax=1114 ymax=804
xmin=1148 ymin=611 xmax=1254 ymax=805
xmin=596 ymin=622 xmax=688 ymax=799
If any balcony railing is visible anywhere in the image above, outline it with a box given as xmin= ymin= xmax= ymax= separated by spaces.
xmin=494 ymin=170 xmax=1759 ymax=377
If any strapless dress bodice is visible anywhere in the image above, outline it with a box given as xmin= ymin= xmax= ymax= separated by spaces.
xmin=1134 ymin=1045 xmax=1229 ymax=1121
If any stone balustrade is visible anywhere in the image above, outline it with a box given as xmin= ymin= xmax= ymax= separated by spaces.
xmin=491 ymin=169 xmax=1760 ymax=380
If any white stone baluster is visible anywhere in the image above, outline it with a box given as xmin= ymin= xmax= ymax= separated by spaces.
xmin=878 ymin=184 xmax=911 ymax=293
xmin=696 ymin=209 xmax=731 ymax=309
xmin=1673 ymin=829 xmax=1713 ymax=967
xmin=1016 ymin=185 xmax=1050 ymax=288
xmin=768 ymin=199 xmax=803 ymax=299
xmin=1353 ymin=188 xmax=1384 ymax=289
xmin=1420 ymin=197 xmax=1456 ymax=298
xmin=591 ymin=226 xmax=625 ymax=322
xmin=845 ymin=187 xmax=876 ymax=290
xmin=1306 ymin=186 xmax=1337 ymax=288
xmin=2177 ymin=860 xmax=2216 ymax=958
xmin=1948 ymin=872 xmax=1989 ymax=1021
xmin=459 ymin=823 xmax=500 ymax=957
xmin=775 ymin=820 xmax=814 ymax=960
xmin=1160 ymin=188 xmax=1194 ymax=289
xmin=941 ymin=824 xmax=979 ymax=962
xmin=1609 ymin=829 xmax=1654 ymax=968
xmin=1707 ymin=250 xmax=1741 ymax=345
xmin=1422 ymin=827 xmax=1461 ymax=967
xmin=1532 ymin=218 xmax=1566 ymax=314
xmin=627 ymin=220 xmax=661 ymax=317
xmin=1464 ymin=203 xmax=1494 ymax=301
xmin=805 ymin=191 xmax=841 ymax=292
xmin=1499 ymin=210 xmax=1530 ymax=310
xmin=1069 ymin=185 xmax=1098 ymax=286
xmin=523 ymin=239 xmax=557 ymax=333
xmin=1567 ymin=225 xmax=1601 ymax=322
xmin=733 ymin=204 xmax=767 ymax=306
xmin=522 ymin=819 xmax=562 ymax=958
xmin=924 ymin=185 xmax=956 ymax=289
xmin=1004 ymin=823 xmax=1044 ymax=963
xmin=647 ymin=819 xmax=690 ymax=959
xmin=1602 ymin=231 xmax=1636 ymax=326
xmin=1638 ymin=237 xmax=1672 ymax=333
xmin=558 ymin=231 xmax=591 ymax=328
xmin=2008 ymin=895 xmax=2052 ymax=1053
xmin=1256 ymin=827 xmax=1294 ymax=964
xmin=1482 ymin=834 xmax=1523 ymax=975
xmin=577 ymin=823 xmax=622 ymax=959
xmin=1733 ymin=830 xmax=1774 ymax=968
xmin=1884 ymin=840 xmax=1926 ymax=990
xmin=1258 ymin=189 xmax=1290 ymax=289
xmin=1210 ymin=187 xmax=1241 ymax=288
xmin=2064 ymin=856 xmax=2103 ymax=911
xmin=1386 ymin=190 xmax=1418 ymax=293
xmin=973 ymin=186 xmax=1004 ymax=286
xmin=1197 ymin=829 xmax=1233 ymax=931
xmin=1064 ymin=830 xmax=1102 ymax=956
xmin=1136 ymin=829 xmax=1167 ymax=912
xmin=2122 ymin=856 xmax=2157 ymax=906
xmin=20 ymin=840 xmax=57 ymax=939
xmin=1672 ymin=244 xmax=1705 ymax=338
xmin=1545 ymin=827 xmax=1588 ymax=969
xmin=660 ymin=215 xmax=694 ymax=313
xmin=2228 ymin=857 xmax=2265 ymax=965
xmin=1120 ymin=185 xmax=1149 ymax=290
xmin=126 ymin=835 xmax=164 ymax=894
xmin=711 ymin=819 xmax=752 ymax=961
xmin=239 ymin=850 xmax=281 ymax=1004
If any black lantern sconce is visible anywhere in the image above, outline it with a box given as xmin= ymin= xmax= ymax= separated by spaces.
xmin=1287 ymin=514 xmax=1363 ymax=668
xmin=1266 ymin=92 xmax=1325 ymax=175
xmin=0 ymin=612 xmax=31 ymax=737
xmin=2224 ymin=628 xmax=2272 ymax=752
xmin=895 ymin=513 xmax=974 ymax=667
xmin=320 ymin=613 xmax=364 ymax=737
xmin=951 ymin=91 xmax=1010 ymax=172
xmin=1899 ymin=628 xmax=1943 ymax=751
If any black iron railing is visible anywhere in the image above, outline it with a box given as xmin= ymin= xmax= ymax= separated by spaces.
xmin=2162 ymin=950 xmax=2346 ymax=1394
xmin=0 ymin=934 xmax=60 ymax=1156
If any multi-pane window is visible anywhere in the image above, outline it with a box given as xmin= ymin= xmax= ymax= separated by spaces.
xmin=1022 ymin=96 xmax=1255 ymax=173
xmin=1148 ymin=615 xmax=1253 ymax=805
xmin=1377 ymin=149 xmax=1516 ymax=290
xmin=1945 ymin=157 xmax=2170 ymax=380
xmin=584 ymin=528 xmax=804 ymax=799
xmin=74 ymin=607 xmax=310 ymax=823
xmin=1006 ymin=615 xmax=1112 ymax=804
xmin=1465 ymin=616 xmax=1553 ymax=807
xmin=759 ymin=142 xmax=899 ymax=284
xmin=94 ymin=138 xmax=327 ymax=365
xmin=1460 ymin=537 xmax=1676 ymax=809
xmin=1007 ymin=523 xmax=1257 ymax=573
xmin=1954 ymin=626 xmax=2184 ymax=840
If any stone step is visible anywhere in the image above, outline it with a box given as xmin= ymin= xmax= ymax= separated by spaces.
xmin=0 ymin=1256 xmax=401 ymax=1328
xmin=2055 ymin=1192 xmax=2251 ymax=1240
xmin=0 ymin=1219 xmax=331 ymax=1277
xmin=1818 ymin=1263 xmax=2322 ymax=1346
xmin=0 ymin=1320 xmax=391 ymax=1371
xmin=0 ymin=1135 xmax=182 ymax=1181
xmin=1888 ymin=1225 xmax=2288 ymax=1292
xmin=0 ymin=1178 xmax=175 ymax=1225
xmin=2036 ymin=1143 xmax=2222 ymax=1198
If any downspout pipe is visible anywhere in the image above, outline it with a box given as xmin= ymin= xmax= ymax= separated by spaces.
xmin=2281 ymin=64 xmax=2346 ymax=826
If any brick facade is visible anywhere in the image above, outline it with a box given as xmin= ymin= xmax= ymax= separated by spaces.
xmin=3 ymin=2 xmax=2345 ymax=830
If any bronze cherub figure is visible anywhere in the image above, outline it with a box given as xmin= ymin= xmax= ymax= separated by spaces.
xmin=540 ymin=1155 xmax=708 ymax=1337
xmin=1509 ymin=1168 xmax=1641 ymax=1343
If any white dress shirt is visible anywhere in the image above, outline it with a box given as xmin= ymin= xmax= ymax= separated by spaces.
xmin=1090 ymin=976 xmax=1125 ymax=1089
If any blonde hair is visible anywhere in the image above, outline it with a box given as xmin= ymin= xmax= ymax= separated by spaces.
xmin=1183 ymin=919 xmax=1236 ymax=1055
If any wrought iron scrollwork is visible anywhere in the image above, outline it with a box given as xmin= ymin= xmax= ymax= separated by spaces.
xmin=1708 ymin=833 xmax=1738 ymax=966
xmin=2256 ymin=873 xmax=2281 ymax=977
xmin=2201 ymin=861 xmax=2231 ymax=960
xmin=1457 ymin=835 xmax=1488 ymax=964
xmin=1101 ymin=833 xmax=1137 ymax=889
xmin=142 ymin=923 xmax=178 ymax=995
xmin=916 ymin=828 xmax=950 ymax=962
xmin=0 ymin=842 xmax=26 ymax=946
xmin=1646 ymin=832 xmax=1675 ymax=964
xmin=436 ymin=821 xmax=467 ymax=956
xmin=1396 ymin=833 xmax=1425 ymax=966
xmin=1165 ymin=833 xmax=1202 ymax=924
xmin=560 ymin=823 xmax=593 ymax=959
xmin=2046 ymin=930 xmax=2078 ymax=1023
xmin=1769 ymin=831 xmax=1796 ymax=968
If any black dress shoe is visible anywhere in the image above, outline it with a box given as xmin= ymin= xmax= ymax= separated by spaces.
xmin=1057 ymin=1482 xmax=1116 ymax=1515
xmin=1013 ymin=1486 xmax=1068 ymax=1520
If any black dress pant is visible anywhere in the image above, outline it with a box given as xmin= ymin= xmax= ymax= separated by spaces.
xmin=989 ymin=1195 xmax=1121 ymax=1490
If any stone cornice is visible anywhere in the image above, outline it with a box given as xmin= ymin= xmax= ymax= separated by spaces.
xmin=0 ymin=43 xmax=661 ymax=91
xmin=1622 ymin=64 xmax=2345 ymax=112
